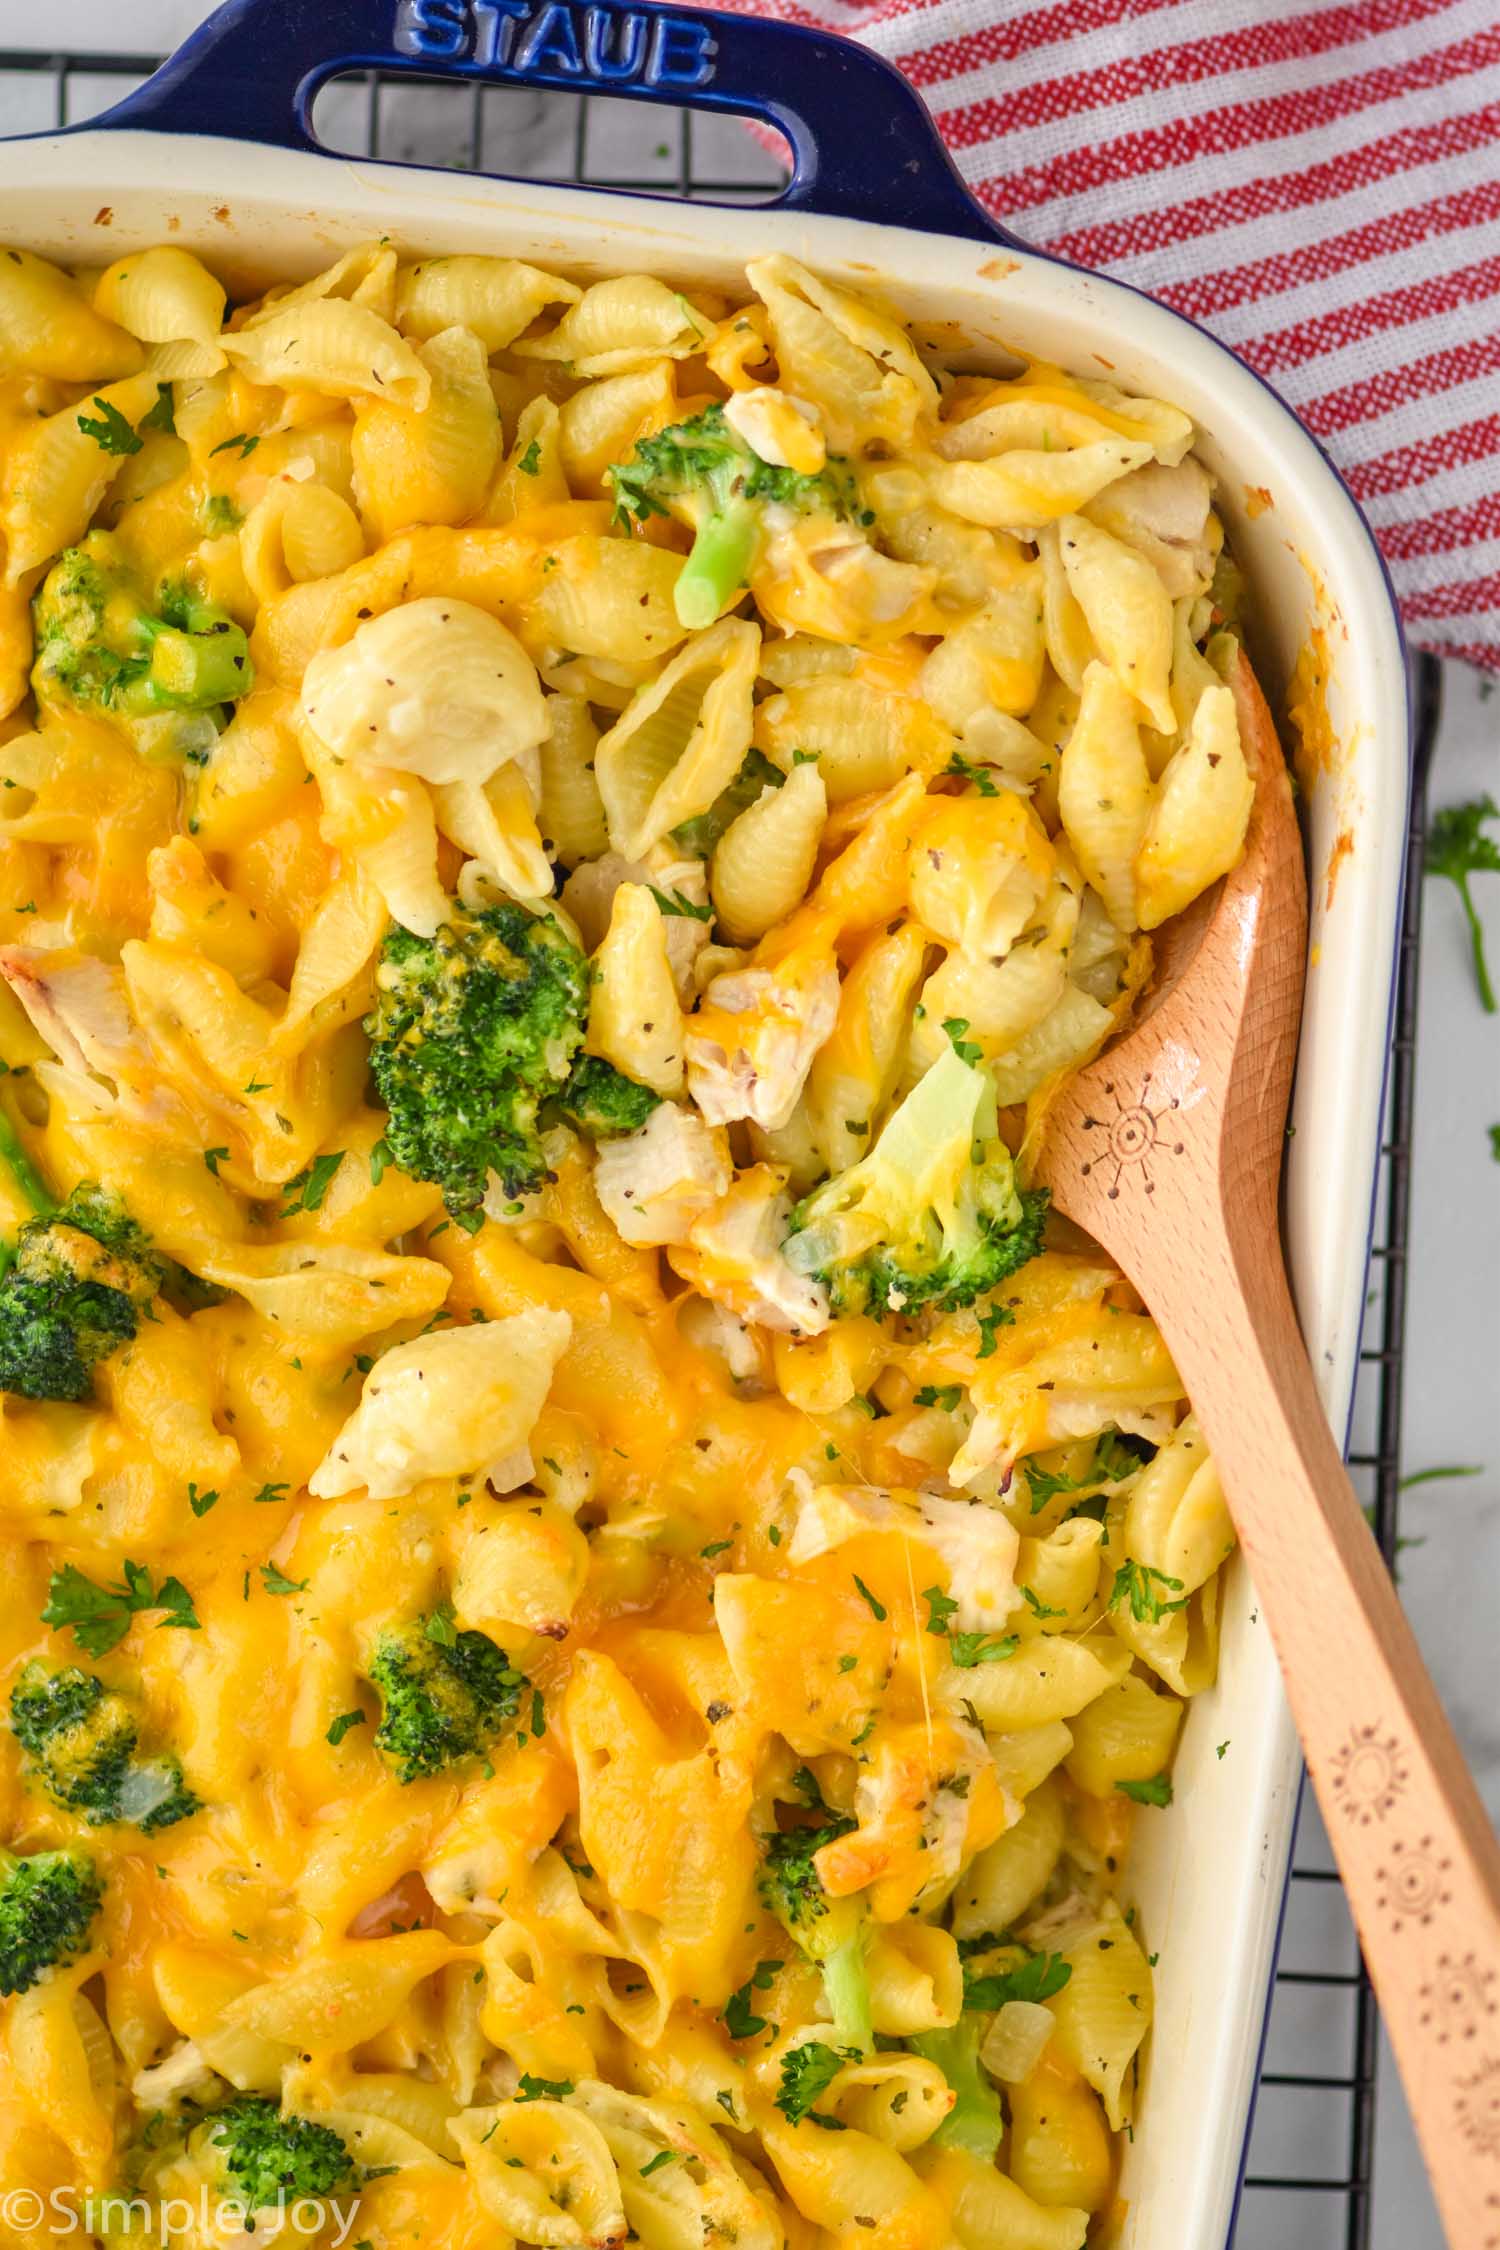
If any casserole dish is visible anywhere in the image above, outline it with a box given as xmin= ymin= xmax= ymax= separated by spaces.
xmin=0 ymin=4 xmax=1410 ymax=2240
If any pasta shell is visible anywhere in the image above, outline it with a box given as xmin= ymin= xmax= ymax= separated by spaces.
xmin=938 ymin=2145 xmax=1092 ymax=2250
xmin=250 ymin=239 xmax=398 ymax=321
xmin=2 ymin=370 xmax=163 ymax=582
xmin=711 ymin=758 xmax=826 ymax=945
xmin=0 ymin=247 xmax=143 ymax=379
xmin=587 ymin=882 xmax=684 ymax=1095
xmin=952 ymin=1777 xmax=1066 ymax=1937
xmin=352 ymin=324 xmax=501 ymax=540
xmin=485 ymin=394 xmax=571 ymax=523
xmin=434 ymin=765 xmax=555 ymax=904
xmin=907 ymin=792 xmax=1055 ymax=957
xmin=222 ymin=299 xmax=430 ymax=409
xmin=274 ymin=869 xmax=388 ymax=1053
xmin=596 ymin=616 xmax=758 ymax=856
xmin=1007 ymin=2062 xmax=1114 ymax=2212
xmin=301 ymin=596 xmax=547 ymax=788
xmin=94 ymin=246 xmax=226 ymax=354
xmin=533 ymin=535 xmax=689 ymax=666
xmin=756 ymin=672 xmax=951 ymax=804
xmin=537 ymin=696 xmax=609 ymax=864
xmin=1135 ymin=681 xmax=1253 ymax=930
xmin=1058 ymin=511 xmax=1175 ymax=732
xmin=1064 ymin=1672 xmax=1182 ymax=1799
xmin=746 ymin=253 xmax=936 ymax=452
xmin=921 ymin=575 xmax=1046 ymax=726
xmin=1043 ymin=1898 xmax=1154 ymax=2131
xmin=1057 ymin=662 xmax=1152 ymax=930
xmin=515 ymin=275 xmax=709 ymax=376
xmin=932 ymin=438 xmax=1153 ymax=533
xmin=559 ymin=360 xmax=677 ymax=498
xmin=803 ymin=919 xmax=928 ymax=1175
xmin=395 ymin=254 xmax=580 ymax=350
xmin=451 ymin=2101 xmax=625 ymax=2248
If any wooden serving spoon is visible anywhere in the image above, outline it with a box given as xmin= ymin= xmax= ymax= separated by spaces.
xmin=1030 ymin=647 xmax=1500 ymax=2250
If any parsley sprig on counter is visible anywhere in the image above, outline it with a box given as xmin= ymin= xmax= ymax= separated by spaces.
xmin=1425 ymin=793 xmax=1499 ymax=1012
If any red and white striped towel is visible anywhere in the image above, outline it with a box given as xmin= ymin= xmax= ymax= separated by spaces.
xmin=735 ymin=0 xmax=1500 ymax=671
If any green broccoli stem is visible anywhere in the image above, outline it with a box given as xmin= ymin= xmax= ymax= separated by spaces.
xmin=0 ymin=1111 xmax=55 ymax=1220
xmin=133 ymin=620 xmax=249 ymax=712
xmin=820 ymin=1929 xmax=874 ymax=2057
xmin=0 ymin=1110 xmax=56 ymax=1272
xmin=911 ymin=2019 xmax=1005 ymax=2159
xmin=676 ymin=499 xmax=759 ymax=630
xmin=1456 ymin=874 xmax=1497 ymax=1013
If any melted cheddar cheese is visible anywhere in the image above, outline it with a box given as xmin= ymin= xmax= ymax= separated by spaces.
xmin=0 ymin=237 xmax=1250 ymax=2250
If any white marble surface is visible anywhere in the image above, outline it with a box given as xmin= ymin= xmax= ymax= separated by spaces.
xmin=0 ymin=15 xmax=1495 ymax=2241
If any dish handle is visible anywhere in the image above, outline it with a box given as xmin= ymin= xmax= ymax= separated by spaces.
xmin=93 ymin=0 xmax=1013 ymax=245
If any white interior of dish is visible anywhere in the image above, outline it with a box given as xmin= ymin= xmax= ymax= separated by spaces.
xmin=0 ymin=133 xmax=1412 ymax=2250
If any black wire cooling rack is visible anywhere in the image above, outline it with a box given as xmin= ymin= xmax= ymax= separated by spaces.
xmin=0 ymin=47 xmax=1447 ymax=2245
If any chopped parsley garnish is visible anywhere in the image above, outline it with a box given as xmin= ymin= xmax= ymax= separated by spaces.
xmin=280 ymin=1152 xmax=345 ymax=1216
xmin=1024 ymin=1430 xmax=1141 ymax=1512
xmin=942 ymin=1016 xmax=983 ymax=1068
xmin=945 ymin=752 xmax=1000 ymax=797
xmin=950 ymin=1632 xmax=1018 ymax=1667
xmin=722 ymin=1959 xmax=779 ymax=2040
xmin=140 ymin=385 xmax=175 ymax=433
xmin=41 ymin=1561 xmax=199 ymax=1656
xmin=922 ymin=1584 xmax=1016 ymax=1668
xmin=647 ymin=884 xmax=714 ymax=921
xmin=258 ymin=1563 xmax=307 ymax=1597
xmin=1109 ymin=1558 xmax=1188 ymax=1625
xmin=1116 ymin=1772 xmax=1173 ymax=1808
xmin=77 ymin=397 xmax=143 ymax=455
xmin=922 ymin=1585 xmax=958 ymax=1637
xmin=913 ymin=1384 xmax=963 ymax=1411
xmin=775 ymin=2039 xmax=855 ymax=2126
xmin=962 ymin=1948 xmax=1072 ymax=2010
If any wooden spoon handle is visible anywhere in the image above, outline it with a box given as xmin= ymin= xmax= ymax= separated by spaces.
xmin=1155 ymin=1232 xmax=1500 ymax=2248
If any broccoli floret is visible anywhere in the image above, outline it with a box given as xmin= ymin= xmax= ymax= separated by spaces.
xmin=0 ymin=1847 xmax=102 ymax=1995
xmin=785 ymin=1046 xmax=1049 ymax=1319
xmin=758 ymin=1814 xmax=873 ymax=2055
xmin=8 ymin=1661 xmax=199 ymax=1833
xmin=32 ymin=531 xmax=252 ymax=725
xmin=910 ymin=2016 xmax=1005 ymax=2158
xmin=554 ymin=1054 xmax=662 ymax=1140
xmin=205 ymin=2097 xmax=356 ymax=2205
xmin=609 ymin=404 xmax=853 ymax=630
xmin=368 ymin=898 xmax=590 ymax=1215
xmin=0 ymin=1184 xmax=163 ymax=1402
xmin=366 ymin=1617 xmax=529 ymax=1783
